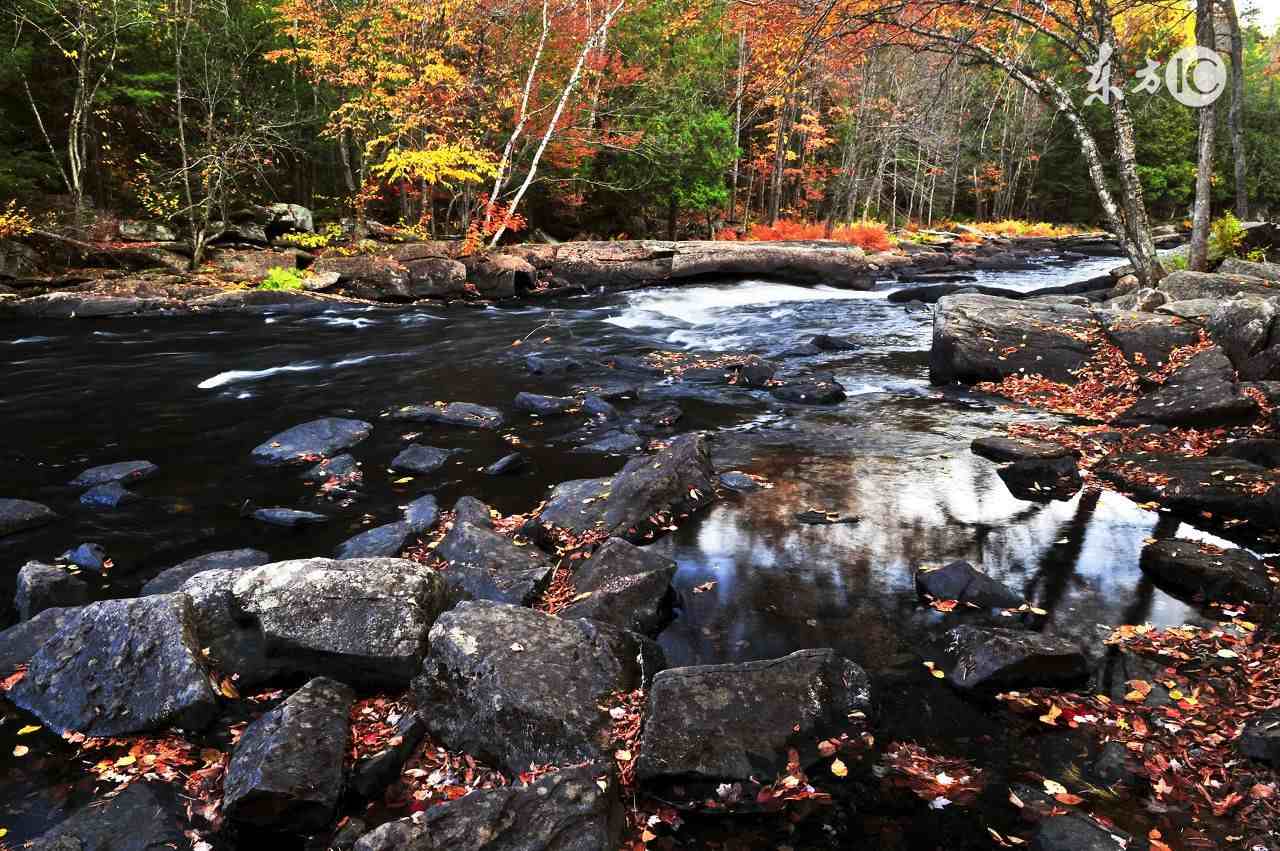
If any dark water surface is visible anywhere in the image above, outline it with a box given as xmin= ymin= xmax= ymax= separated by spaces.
xmin=0 ymin=256 xmax=1234 ymax=847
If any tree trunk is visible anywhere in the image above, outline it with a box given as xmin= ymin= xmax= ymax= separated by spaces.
xmin=1222 ymin=0 xmax=1247 ymax=219
xmin=1189 ymin=0 xmax=1218 ymax=271
xmin=667 ymin=193 xmax=678 ymax=241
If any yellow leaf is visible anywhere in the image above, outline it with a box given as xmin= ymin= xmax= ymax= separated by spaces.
xmin=614 ymin=749 xmax=632 ymax=762
xmin=17 ymin=725 xmax=40 ymax=735
xmin=831 ymin=758 xmax=848 ymax=777
xmin=1043 ymin=779 xmax=1068 ymax=796
xmin=12 ymin=745 xmax=29 ymax=757
xmin=1038 ymin=703 xmax=1062 ymax=726
xmin=115 ymin=755 xmax=136 ymax=767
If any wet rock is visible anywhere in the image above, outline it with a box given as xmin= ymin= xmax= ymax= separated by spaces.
xmin=15 ymin=561 xmax=91 ymax=620
xmin=483 ymin=452 xmax=526 ymax=476
xmin=351 ymin=712 xmax=427 ymax=800
xmin=141 ymin=548 xmax=270 ymax=595
xmin=391 ymin=444 xmax=461 ymax=475
xmin=231 ymin=557 xmax=448 ymax=686
xmin=461 ymin=253 xmax=536 ymax=298
xmin=1085 ymin=740 xmax=1139 ymax=787
xmin=404 ymin=494 xmax=440 ymax=533
xmin=434 ymin=520 xmax=554 ymax=605
xmin=939 ymin=625 xmax=1088 ymax=689
xmin=560 ymin=538 xmax=677 ymax=636
xmin=573 ymin=431 xmax=644 ymax=455
xmin=1097 ymin=311 xmax=1199 ymax=382
xmin=794 ymin=509 xmax=861 ymax=525
xmin=1206 ymin=295 xmax=1279 ymax=369
xmin=726 ymin=357 xmax=778 ymax=387
xmin=514 ymin=392 xmax=578 ymax=416
xmin=719 ymin=471 xmax=761 ymax=492
xmin=769 ymin=372 xmax=846 ymax=404
xmin=1211 ymin=438 xmax=1280 ymax=468
xmin=336 ymin=521 xmax=412 ymax=559
xmin=997 ymin=455 xmax=1082 ymax=502
xmin=537 ymin=433 xmax=717 ymax=542
xmin=301 ymin=453 xmax=360 ymax=481
xmin=1157 ymin=270 xmax=1280 ymax=301
xmin=524 ymin=353 xmax=584 ymax=375
xmin=914 ymin=561 xmax=1023 ymax=609
xmin=390 ymin=401 xmax=505 ymax=430
xmin=80 ymin=482 xmax=137 ymax=508
xmin=181 ymin=568 xmax=284 ymax=687
xmin=352 ymin=763 xmax=621 ymax=851
xmin=27 ymin=779 xmax=187 ymax=851
xmin=69 ymin=459 xmax=158 ymax=487
xmin=313 ymin=254 xmax=411 ymax=299
xmin=0 ymin=497 xmax=57 ymax=537
xmin=971 ymin=436 xmax=1074 ymax=463
xmin=405 ymin=257 xmax=468 ymax=298
xmin=630 ymin=401 xmax=683 ymax=431
xmin=0 ymin=607 xmax=79 ymax=675
xmin=1092 ymin=646 xmax=1174 ymax=708
xmin=413 ymin=601 xmax=664 ymax=774
xmin=1139 ymin=539 xmax=1273 ymax=605
xmin=1116 ymin=347 xmax=1255 ymax=427
xmin=930 ymin=294 xmax=1098 ymax=384
xmin=1094 ymin=453 xmax=1280 ymax=532
xmin=1240 ymin=708 xmax=1280 ymax=767
xmin=252 ymin=507 xmax=329 ymax=527
xmin=224 ymin=676 xmax=355 ymax=831
xmin=58 ymin=541 xmax=109 ymax=571
xmin=251 ymin=417 xmax=373 ymax=466
xmin=808 ymin=333 xmax=859 ymax=351
xmin=9 ymin=594 xmax=220 ymax=736
xmin=582 ymin=395 xmax=618 ymax=419
xmin=635 ymin=649 xmax=871 ymax=796
xmin=452 ymin=495 xmax=493 ymax=528
xmin=1030 ymin=812 xmax=1138 ymax=851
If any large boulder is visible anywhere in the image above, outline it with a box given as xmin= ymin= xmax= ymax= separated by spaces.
xmin=635 ymin=649 xmax=871 ymax=797
xmin=938 ymin=625 xmax=1088 ymax=689
xmin=433 ymin=520 xmax=555 ymax=605
xmin=1139 ymin=539 xmax=1273 ymax=605
xmin=536 ymin=433 xmax=716 ymax=541
xmin=0 ymin=497 xmax=57 ymax=537
xmin=141 ymin=548 xmax=271 ymax=595
xmin=915 ymin=560 xmax=1023 ymax=609
xmin=27 ymin=780 xmax=187 ymax=851
xmin=181 ymin=568 xmax=285 ymax=688
xmin=389 ymin=401 xmax=505 ymax=430
xmin=405 ymin=257 xmax=468 ymax=298
xmin=69 ymin=459 xmax=159 ymax=488
xmin=391 ymin=444 xmax=461 ymax=475
xmin=224 ymin=676 xmax=354 ymax=831
xmin=266 ymin=202 xmax=314 ymax=233
xmin=971 ymin=436 xmax=1074 ymax=463
xmin=1206 ymin=295 xmax=1279 ymax=369
xmin=930 ymin=294 xmax=1099 ymax=384
xmin=461 ymin=253 xmax=536 ymax=298
xmin=1220 ymin=257 xmax=1280 ymax=281
xmin=0 ymin=607 xmax=80 ymax=676
xmin=413 ymin=601 xmax=664 ymax=774
xmin=560 ymin=538 xmax=677 ymax=636
xmin=1157 ymin=270 xmax=1280 ymax=301
xmin=352 ymin=763 xmax=622 ymax=851
xmin=231 ymin=557 xmax=448 ymax=686
xmin=8 ymin=594 xmax=220 ymax=736
xmin=15 ymin=561 xmax=91 ymax=620
xmin=1094 ymin=453 xmax=1280 ymax=533
xmin=1115 ymin=347 xmax=1256 ymax=427
xmin=313 ymin=254 xmax=411 ymax=300
xmin=251 ymin=417 xmax=373 ymax=466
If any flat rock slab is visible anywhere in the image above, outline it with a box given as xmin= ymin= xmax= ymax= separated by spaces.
xmin=769 ymin=372 xmax=847 ymax=404
xmin=930 ymin=294 xmax=1099 ymax=384
xmin=560 ymin=538 xmax=677 ymax=636
xmin=1157 ymin=270 xmax=1280 ymax=301
xmin=939 ymin=625 xmax=1088 ymax=689
xmin=536 ymin=433 xmax=717 ymax=541
xmin=68 ymin=459 xmax=158 ymax=487
xmin=251 ymin=417 xmax=373 ymax=466
xmin=80 ymin=482 xmax=137 ymax=508
xmin=1139 ymin=539 xmax=1273 ymax=605
xmin=9 ymin=594 xmax=220 ymax=736
xmin=434 ymin=521 xmax=554 ymax=605
xmin=224 ymin=676 xmax=355 ymax=831
xmin=1116 ymin=347 xmax=1256 ymax=427
xmin=997 ymin=456 xmax=1082 ymax=502
xmin=232 ymin=557 xmax=448 ymax=686
xmin=0 ymin=498 xmax=57 ymax=537
xmin=336 ymin=520 xmax=412 ymax=559
xmin=389 ymin=402 xmax=505 ymax=430
xmin=1098 ymin=311 xmax=1200 ymax=381
xmin=1240 ymin=708 xmax=1280 ymax=767
xmin=28 ymin=780 xmax=187 ymax=851
xmin=252 ymin=507 xmax=329 ymax=527
xmin=391 ymin=444 xmax=461 ymax=474
xmin=141 ymin=548 xmax=271 ymax=595
xmin=514 ymin=392 xmax=578 ymax=415
xmin=915 ymin=560 xmax=1023 ymax=609
xmin=15 ymin=561 xmax=91 ymax=620
xmin=414 ymin=601 xmax=664 ymax=775
xmin=1211 ymin=438 xmax=1280 ymax=468
xmin=352 ymin=763 xmax=622 ymax=851
xmin=1094 ymin=453 xmax=1280 ymax=533
xmin=971 ymin=436 xmax=1074 ymax=463
xmin=635 ymin=649 xmax=871 ymax=797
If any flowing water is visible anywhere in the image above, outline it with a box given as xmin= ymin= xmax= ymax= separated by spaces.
xmin=0 ymin=254 xmax=1235 ymax=847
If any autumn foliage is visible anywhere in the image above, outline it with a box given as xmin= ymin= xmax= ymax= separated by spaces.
xmin=718 ymin=219 xmax=895 ymax=252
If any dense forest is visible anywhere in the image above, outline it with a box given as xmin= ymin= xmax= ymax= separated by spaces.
xmin=2 ymin=0 xmax=1277 ymax=247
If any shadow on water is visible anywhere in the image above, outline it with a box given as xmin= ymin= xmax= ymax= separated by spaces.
xmin=0 ymin=257 xmax=1232 ymax=846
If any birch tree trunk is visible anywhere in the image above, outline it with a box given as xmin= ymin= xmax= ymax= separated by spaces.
xmin=1188 ymin=0 xmax=1218 ymax=271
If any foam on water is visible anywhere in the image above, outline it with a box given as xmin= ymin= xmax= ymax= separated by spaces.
xmin=606 ymin=281 xmax=882 ymax=330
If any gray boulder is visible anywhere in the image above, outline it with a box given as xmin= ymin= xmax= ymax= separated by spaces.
xmin=251 ymin=417 xmax=373 ymax=466
xmin=769 ymin=372 xmax=847 ymax=404
xmin=8 ymin=594 xmax=220 ymax=736
xmin=27 ymin=780 xmax=187 ymax=851
xmin=224 ymin=676 xmax=354 ymax=831
xmin=1095 ymin=453 xmax=1280 ymax=533
xmin=181 ymin=567 xmax=284 ymax=688
xmin=404 ymin=494 xmax=440 ymax=533
xmin=461 ymin=253 xmax=537 ymax=299
xmin=15 ymin=561 xmax=91 ymax=620
xmin=434 ymin=520 xmax=555 ymax=605
xmin=452 ymin=495 xmax=493 ymax=528
xmin=1220 ymin=257 xmax=1280 ymax=281
xmin=1097 ymin=311 xmax=1199 ymax=382
xmin=1031 ymin=812 xmax=1137 ymax=851
xmin=1139 ymin=539 xmax=1273 ymax=605
xmin=252 ymin=507 xmax=329 ymax=527
xmin=0 ymin=607 xmax=80 ymax=676
xmin=1206 ymin=295 xmax=1279 ymax=369
xmin=231 ymin=557 xmax=448 ymax=686
xmin=267 ymin=202 xmax=314 ymax=233
xmin=69 ymin=459 xmax=158 ymax=488
xmin=514 ymin=392 xmax=579 ymax=416
xmin=336 ymin=521 xmax=411 ymax=559
xmin=389 ymin=401 xmax=505 ymax=430
xmin=391 ymin=444 xmax=461 ymax=475
xmin=405 ymin=257 xmax=468 ymax=298
xmin=118 ymin=219 xmax=179 ymax=242
xmin=1116 ymin=347 xmax=1256 ymax=427
xmin=915 ymin=561 xmax=1023 ymax=609
xmin=141 ymin=548 xmax=270 ymax=595
xmin=1157 ymin=270 xmax=1280 ymax=301
xmin=635 ymin=649 xmax=871 ymax=796
xmin=0 ymin=498 xmax=57 ymax=537
xmin=997 ymin=455 xmax=1083 ymax=502
xmin=413 ymin=601 xmax=664 ymax=774
xmin=971 ymin=436 xmax=1074 ymax=463
xmin=939 ymin=625 xmax=1088 ymax=689
xmin=560 ymin=538 xmax=677 ymax=636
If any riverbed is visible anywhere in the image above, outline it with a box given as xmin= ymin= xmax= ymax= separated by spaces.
xmin=0 ymin=254 xmax=1231 ymax=847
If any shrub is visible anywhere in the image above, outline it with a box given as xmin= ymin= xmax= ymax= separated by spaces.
xmin=258 ymin=266 xmax=305 ymax=290
xmin=276 ymin=222 xmax=344 ymax=251
xmin=0 ymin=201 xmax=34 ymax=239
xmin=724 ymin=218 xmax=895 ymax=252
xmin=1208 ymin=212 xmax=1246 ymax=261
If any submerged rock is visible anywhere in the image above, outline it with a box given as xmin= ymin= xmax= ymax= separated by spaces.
xmin=718 ymin=471 xmax=761 ymax=492
xmin=0 ymin=497 xmax=57 ymax=537
xmin=434 ymin=520 xmax=554 ymax=605
xmin=389 ymin=401 xmax=505 ymax=430
xmin=15 ymin=561 xmax=91 ymax=620
xmin=560 ymin=538 xmax=677 ymax=636
xmin=769 ymin=372 xmax=846 ymax=404
xmin=69 ymin=459 xmax=158 ymax=488
xmin=352 ymin=763 xmax=622 ymax=851
xmin=636 ymin=649 xmax=871 ymax=796
xmin=224 ymin=676 xmax=355 ymax=831
xmin=80 ymin=482 xmax=137 ymax=508
xmin=808 ymin=333 xmax=859 ymax=351
xmin=27 ymin=780 xmax=187 ymax=851
xmin=514 ymin=392 xmax=578 ymax=416
xmin=251 ymin=417 xmax=373 ymax=466
xmin=915 ymin=561 xmax=1023 ymax=609
xmin=939 ymin=625 xmax=1088 ymax=689
xmin=1139 ymin=539 xmax=1273 ymax=605
xmin=141 ymin=548 xmax=270 ymax=595
xmin=9 ymin=594 xmax=220 ymax=736
xmin=483 ymin=452 xmax=527 ymax=476
xmin=997 ymin=455 xmax=1082 ymax=502
xmin=413 ymin=601 xmax=664 ymax=774
xmin=391 ymin=444 xmax=461 ymax=475
xmin=231 ymin=557 xmax=448 ymax=686
xmin=252 ymin=507 xmax=329 ymax=527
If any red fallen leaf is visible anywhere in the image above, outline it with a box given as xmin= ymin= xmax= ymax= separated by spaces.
xmin=817 ymin=739 xmax=838 ymax=757
xmin=1250 ymin=783 xmax=1275 ymax=799
xmin=930 ymin=599 xmax=959 ymax=613
xmin=1 ymin=664 xmax=27 ymax=691
xmin=1054 ymin=792 xmax=1084 ymax=806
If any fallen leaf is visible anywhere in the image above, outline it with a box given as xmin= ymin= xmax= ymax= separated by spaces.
xmin=1038 ymin=703 xmax=1062 ymax=726
xmin=831 ymin=758 xmax=848 ymax=777
xmin=17 ymin=725 xmax=40 ymax=735
xmin=12 ymin=745 xmax=29 ymax=757
xmin=1042 ymin=778 xmax=1068 ymax=796
xmin=1055 ymin=792 xmax=1084 ymax=805
xmin=692 ymin=581 xmax=716 ymax=594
